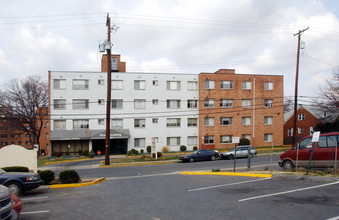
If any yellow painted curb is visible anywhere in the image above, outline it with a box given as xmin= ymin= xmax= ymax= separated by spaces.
xmin=101 ymin=161 xmax=175 ymax=168
xmin=45 ymin=158 xmax=95 ymax=165
xmin=179 ymin=172 xmax=272 ymax=178
xmin=50 ymin=177 xmax=106 ymax=189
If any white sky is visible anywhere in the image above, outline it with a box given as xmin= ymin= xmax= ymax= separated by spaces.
xmin=0 ymin=0 xmax=338 ymax=103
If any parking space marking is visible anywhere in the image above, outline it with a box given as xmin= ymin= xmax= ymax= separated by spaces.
xmin=326 ymin=216 xmax=339 ymax=220
xmin=21 ymin=196 xmax=49 ymax=201
xmin=239 ymin=180 xmax=339 ymax=202
xmin=187 ymin=178 xmax=270 ymax=192
xmin=21 ymin=210 xmax=50 ymax=215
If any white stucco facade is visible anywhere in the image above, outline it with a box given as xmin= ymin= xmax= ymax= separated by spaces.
xmin=49 ymin=71 xmax=199 ymax=154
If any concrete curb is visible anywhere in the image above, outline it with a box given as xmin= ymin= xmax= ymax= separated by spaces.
xmin=50 ymin=177 xmax=106 ymax=189
xmin=179 ymin=171 xmax=272 ymax=178
xmin=45 ymin=158 xmax=96 ymax=165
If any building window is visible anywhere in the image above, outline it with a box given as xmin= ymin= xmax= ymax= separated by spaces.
xmin=167 ymin=81 xmax=181 ymax=90
xmin=264 ymin=82 xmax=274 ymax=90
xmin=54 ymin=120 xmax=66 ymax=130
xmin=220 ymin=99 xmax=233 ymax=108
xmin=220 ymin=81 xmax=233 ymax=89
xmin=98 ymin=79 xmax=105 ymax=85
xmin=152 ymin=80 xmax=159 ymax=86
xmin=187 ymin=81 xmax=198 ymax=91
xmin=98 ymin=119 xmax=104 ymax=125
xmin=134 ymin=138 xmax=145 ymax=148
xmin=111 ymin=80 xmax=123 ymax=90
xmin=204 ymin=136 xmax=214 ymax=144
xmin=242 ymin=99 xmax=251 ymax=108
xmin=264 ymin=116 xmax=273 ymax=125
xmin=242 ymin=117 xmax=251 ymax=126
xmin=112 ymin=99 xmax=123 ymax=109
xmin=298 ymin=127 xmax=304 ymax=134
xmin=152 ymin=99 xmax=159 ymax=105
xmin=264 ymin=133 xmax=273 ymax=142
xmin=167 ymin=118 xmax=181 ymax=127
xmin=73 ymin=99 xmax=89 ymax=110
xmin=98 ymin=99 xmax=105 ymax=105
xmin=53 ymin=99 xmax=66 ymax=110
xmin=204 ymin=117 xmax=215 ymax=126
xmin=204 ymin=80 xmax=215 ymax=89
xmin=167 ymin=137 xmax=180 ymax=146
xmin=187 ymin=118 xmax=198 ymax=127
xmin=298 ymin=113 xmax=305 ymax=121
xmin=220 ymin=135 xmax=232 ymax=144
xmin=288 ymin=128 xmax=293 ymax=136
xmin=187 ymin=100 xmax=198 ymax=108
xmin=134 ymin=99 xmax=146 ymax=109
xmin=310 ymin=127 xmax=314 ymax=135
xmin=134 ymin=119 xmax=145 ymax=128
xmin=167 ymin=100 xmax=181 ymax=109
xmin=242 ymin=81 xmax=251 ymax=90
xmin=111 ymin=119 xmax=123 ymax=129
xmin=73 ymin=120 xmax=89 ymax=129
xmin=187 ymin=136 xmax=198 ymax=146
xmin=53 ymin=79 xmax=66 ymax=89
xmin=220 ymin=117 xmax=233 ymax=126
xmin=72 ymin=79 xmax=89 ymax=90
xmin=264 ymin=99 xmax=273 ymax=108
xmin=152 ymin=118 xmax=158 ymax=124
xmin=242 ymin=134 xmax=251 ymax=142
xmin=204 ymin=99 xmax=214 ymax=108
xmin=134 ymin=80 xmax=146 ymax=90
xmin=46 ymin=133 xmax=49 ymax=139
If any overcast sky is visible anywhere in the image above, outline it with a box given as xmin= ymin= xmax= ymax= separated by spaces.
xmin=0 ymin=0 xmax=338 ymax=102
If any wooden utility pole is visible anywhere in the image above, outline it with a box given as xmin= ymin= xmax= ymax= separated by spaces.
xmin=292 ymin=27 xmax=309 ymax=146
xmin=105 ymin=14 xmax=112 ymax=165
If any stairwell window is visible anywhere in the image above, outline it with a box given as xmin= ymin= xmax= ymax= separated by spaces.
xmin=264 ymin=116 xmax=273 ymax=125
xmin=204 ymin=117 xmax=215 ymax=126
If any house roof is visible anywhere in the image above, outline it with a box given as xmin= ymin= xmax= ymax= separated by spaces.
xmin=283 ymin=105 xmax=327 ymax=124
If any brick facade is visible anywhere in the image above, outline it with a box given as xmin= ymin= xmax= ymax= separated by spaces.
xmin=199 ymin=69 xmax=284 ymax=149
xmin=101 ymin=54 xmax=126 ymax=72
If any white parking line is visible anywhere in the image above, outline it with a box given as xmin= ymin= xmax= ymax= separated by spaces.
xmin=21 ymin=210 xmax=50 ymax=215
xmin=239 ymin=181 xmax=339 ymax=202
xmin=187 ymin=178 xmax=270 ymax=192
xmin=21 ymin=196 xmax=49 ymax=201
xmin=326 ymin=216 xmax=339 ymax=220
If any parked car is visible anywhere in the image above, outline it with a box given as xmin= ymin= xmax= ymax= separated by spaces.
xmin=0 ymin=185 xmax=13 ymax=220
xmin=0 ymin=168 xmax=43 ymax=195
xmin=220 ymin=145 xmax=257 ymax=160
xmin=11 ymin=192 xmax=22 ymax=219
xmin=179 ymin=150 xmax=219 ymax=162
xmin=279 ymin=132 xmax=339 ymax=171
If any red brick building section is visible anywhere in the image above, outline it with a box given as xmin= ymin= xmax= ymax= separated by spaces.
xmin=101 ymin=54 xmax=126 ymax=72
xmin=283 ymin=106 xmax=322 ymax=145
xmin=199 ymin=69 xmax=284 ymax=149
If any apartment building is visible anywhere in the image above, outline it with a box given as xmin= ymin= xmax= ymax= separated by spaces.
xmin=49 ymin=56 xmax=199 ymax=155
xmin=199 ymin=69 xmax=284 ymax=149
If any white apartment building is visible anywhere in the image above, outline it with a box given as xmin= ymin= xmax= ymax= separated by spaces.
xmin=49 ymin=70 xmax=199 ymax=155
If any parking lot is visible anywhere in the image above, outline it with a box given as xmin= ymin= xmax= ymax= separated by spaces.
xmin=18 ymin=171 xmax=339 ymax=220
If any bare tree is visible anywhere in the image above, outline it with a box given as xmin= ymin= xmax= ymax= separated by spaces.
xmin=283 ymin=97 xmax=294 ymax=113
xmin=314 ymin=71 xmax=339 ymax=122
xmin=0 ymin=76 xmax=48 ymax=149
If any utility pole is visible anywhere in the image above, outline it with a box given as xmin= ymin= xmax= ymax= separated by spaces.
xmin=105 ymin=14 xmax=112 ymax=165
xmin=292 ymin=27 xmax=309 ymax=146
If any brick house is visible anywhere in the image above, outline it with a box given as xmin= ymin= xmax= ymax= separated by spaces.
xmin=199 ymin=69 xmax=284 ymax=149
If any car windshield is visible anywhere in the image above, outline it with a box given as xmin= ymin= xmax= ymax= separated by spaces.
xmin=192 ymin=150 xmax=199 ymax=154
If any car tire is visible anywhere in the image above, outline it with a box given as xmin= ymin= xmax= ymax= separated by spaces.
xmin=211 ymin=155 xmax=216 ymax=161
xmin=228 ymin=155 xmax=234 ymax=160
xmin=282 ymin=160 xmax=294 ymax=171
xmin=189 ymin=157 xmax=194 ymax=162
xmin=5 ymin=182 xmax=22 ymax=195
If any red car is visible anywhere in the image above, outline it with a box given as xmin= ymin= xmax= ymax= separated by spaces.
xmin=11 ymin=192 xmax=22 ymax=218
xmin=279 ymin=132 xmax=339 ymax=171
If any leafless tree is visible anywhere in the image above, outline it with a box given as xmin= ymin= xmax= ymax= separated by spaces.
xmin=283 ymin=97 xmax=294 ymax=113
xmin=314 ymin=71 xmax=339 ymax=122
xmin=0 ymin=76 xmax=48 ymax=149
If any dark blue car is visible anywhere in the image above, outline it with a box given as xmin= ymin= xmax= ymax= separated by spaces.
xmin=179 ymin=150 xmax=219 ymax=162
xmin=0 ymin=168 xmax=43 ymax=195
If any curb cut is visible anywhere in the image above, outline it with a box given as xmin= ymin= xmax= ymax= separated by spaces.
xmin=179 ymin=171 xmax=272 ymax=178
xmin=50 ymin=177 xmax=106 ymax=189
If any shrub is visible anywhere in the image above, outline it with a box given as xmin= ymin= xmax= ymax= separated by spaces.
xmin=239 ymin=138 xmax=250 ymax=146
xmin=59 ymin=170 xmax=80 ymax=184
xmin=82 ymin=150 xmax=89 ymax=157
xmin=152 ymin=152 xmax=163 ymax=158
xmin=2 ymin=166 xmax=29 ymax=172
xmin=88 ymin=151 xmax=95 ymax=158
xmin=78 ymin=149 xmax=83 ymax=155
xmin=140 ymin=149 xmax=144 ymax=154
xmin=162 ymin=146 xmax=169 ymax=153
xmin=128 ymin=149 xmax=139 ymax=156
xmin=39 ymin=170 xmax=55 ymax=185
xmin=180 ymin=145 xmax=187 ymax=152
xmin=193 ymin=146 xmax=198 ymax=151
xmin=146 ymin=146 xmax=152 ymax=153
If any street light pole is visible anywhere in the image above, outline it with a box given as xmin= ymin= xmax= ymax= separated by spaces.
xmin=105 ymin=14 xmax=112 ymax=165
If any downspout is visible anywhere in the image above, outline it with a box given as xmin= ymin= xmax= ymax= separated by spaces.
xmin=253 ymin=78 xmax=256 ymax=143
